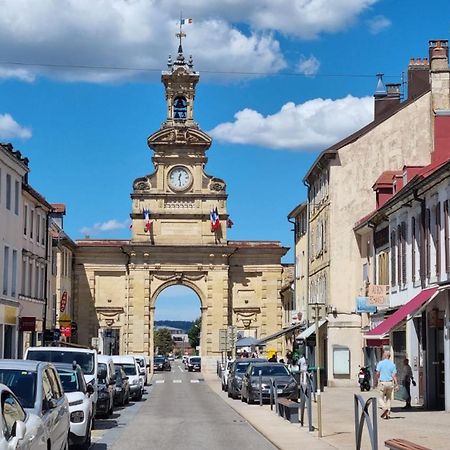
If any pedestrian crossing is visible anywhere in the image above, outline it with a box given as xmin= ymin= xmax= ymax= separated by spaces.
xmin=152 ymin=379 xmax=204 ymax=384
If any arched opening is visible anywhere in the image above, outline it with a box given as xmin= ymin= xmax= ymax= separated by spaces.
xmin=153 ymin=284 xmax=202 ymax=359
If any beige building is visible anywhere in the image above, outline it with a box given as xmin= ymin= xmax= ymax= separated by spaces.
xmin=302 ymin=40 xmax=448 ymax=386
xmin=73 ymin=43 xmax=288 ymax=370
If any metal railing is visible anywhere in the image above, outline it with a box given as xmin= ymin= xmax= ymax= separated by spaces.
xmin=354 ymin=394 xmax=378 ymax=450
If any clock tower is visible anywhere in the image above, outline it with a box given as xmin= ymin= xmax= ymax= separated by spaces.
xmin=131 ymin=37 xmax=228 ymax=245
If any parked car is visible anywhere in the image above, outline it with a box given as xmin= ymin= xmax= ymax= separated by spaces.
xmin=0 ymin=383 xmax=32 ymax=449
xmin=186 ymin=356 xmax=201 ymax=372
xmin=221 ymin=359 xmax=235 ymax=392
xmin=25 ymin=346 xmax=98 ymax=415
xmin=227 ymin=358 xmax=267 ymax=399
xmin=113 ymin=367 xmax=130 ymax=406
xmin=96 ymin=355 xmax=116 ymax=418
xmin=240 ymin=362 xmax=299 ymax=404
xmin=131 ymin=355 xmax=149 ymax=385
xmin=0 ymin=360 xmax=70 ymax=450
xmin=54 ymin=363 xmax=94 ymax=449
xmin=111 ymin=356 xmax=143 ymax=401
xmin=153 ymin=356 xmax=171 ymax=372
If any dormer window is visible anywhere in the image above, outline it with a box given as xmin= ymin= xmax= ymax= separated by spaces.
xmin=173 ymin=96 xmax=187 ymax=120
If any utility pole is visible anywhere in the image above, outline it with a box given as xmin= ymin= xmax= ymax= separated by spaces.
xmin=312 ymin=302 xmax=323 ymax=437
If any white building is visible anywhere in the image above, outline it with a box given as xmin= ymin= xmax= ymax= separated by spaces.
xmin=0 ymin=143 xmax=29 ymax=358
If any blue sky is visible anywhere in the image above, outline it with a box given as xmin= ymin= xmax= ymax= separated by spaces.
xmin=1 ymin=1 xmax=449 ymax=320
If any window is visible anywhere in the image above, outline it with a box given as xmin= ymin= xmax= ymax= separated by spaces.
xmin=11 ymin=250 xmax=17 ymax=298
xmin=435 ymin=202 xmax=441 ymax=278
xmin=401 ymin=222 xmax=407 ymax=286
xmin=1 ymin=392 xmax=26 ymax=440
xmin=34 ymin=265 xmax=39 ymax=298
xmin=47 ymin=368 xmax=63 ymax=399
xmin=36 ymin=214 xmax=40 ymax=244
xmin=378 ymin=251 xmax=389 ymax=285
xmin=173 ymin=96 xmax=187 ymax=120
xmin=390 ymin=230 xmax=396 ymax=286
xmin=14 ymin=181 xmax=19 ymax=215
xmin=23 ymin=205 xmax=27 ymax=235
xmin=42 ymin=371 xmax=53 ymax=405
xmin=27 ymin=262 xmax=32 ymax=297
xmin=5 ymin=174 xmax=11 ymax=210
xmin=3 ymin=246 xmax=9 ymax=296
xmin=426 ymin=208 xmax=431 ymax=278
xmin=41 ymin=216 xmax=46 ymax=245
xmin=30 ymin=210 xmax=34 ymax=239
xmin=21 ymin=259 xmax=26 ymax=295
xmin=445 ymin=200 xmax=450 ymax=273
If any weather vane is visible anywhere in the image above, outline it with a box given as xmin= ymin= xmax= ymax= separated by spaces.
xmin=176 ymin=12 xmax=192 ymax=53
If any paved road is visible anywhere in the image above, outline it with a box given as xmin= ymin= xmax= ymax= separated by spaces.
xmin=92 ymin=360 xmax=277 ymax=450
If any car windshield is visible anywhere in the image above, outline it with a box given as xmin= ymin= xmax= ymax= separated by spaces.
xmin=114 ymin=368 xmax=123 ymax=380
xmin=235 ymin=362 xmax=250 ymax=373
xmin=97 ymin=363 xmax=107 ymax=381
xmin=190 ymin=358 xmax=200 ymax=363
xmin=154 ymin=357 xmax=165 ymax=364
xmin=27 ymin=350 xmax=95 ymax=375
xmin=57 ymin=369 xmax=81 ymax=393
xmin=116 ymin=364 xmax=136 ymax=376
xmin=251 ymin=365 xmax=290 ymax=376
xmin=0 ymin=369 xmax=37 ymax=409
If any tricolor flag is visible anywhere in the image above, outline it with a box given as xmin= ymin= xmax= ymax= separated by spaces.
xmin=180 ymin=18 xmax=193 ymax=25
xmin=210 ymin=207 xmax=220 ymax=232
xmin=143 ymin=208 xmax=152 ymax=232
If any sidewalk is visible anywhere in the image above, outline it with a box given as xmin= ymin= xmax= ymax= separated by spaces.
xmin=205 ymin=373 xmax=449 ymax=450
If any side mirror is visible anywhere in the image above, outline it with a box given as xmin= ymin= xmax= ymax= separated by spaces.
xmin=12 ymin=420 xmax=26 ymax=440
xmin=86 ymin=384 xmax=95 ymax=396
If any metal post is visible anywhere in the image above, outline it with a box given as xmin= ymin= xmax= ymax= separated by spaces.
xmin=314 ymin=304 xmax=323 ymax=437
xmin=259 ymin=370 xmax=263 ymax=406
xmin=274 ymin=379 xmax=279 ymax=414
xmin=270 ymin=377 xmax=274 ymax=411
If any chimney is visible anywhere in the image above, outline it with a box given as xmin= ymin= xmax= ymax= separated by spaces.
xmin=407 ymin=57 xmax=430 ymax=99
xmin=429 ymin=39 xmax=450 ymax=110
xmin=374 ymin=74 xmax=401 ymax=120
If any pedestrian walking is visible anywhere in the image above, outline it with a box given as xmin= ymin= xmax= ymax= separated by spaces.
xmin=375 ymin=350 xmax=398 ymax=419
xmin=402 ymin=358 xmax=415 ymax=409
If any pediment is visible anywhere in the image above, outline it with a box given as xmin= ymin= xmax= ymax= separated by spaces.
xmin=148 ymin=126 xmax=212 ymax=150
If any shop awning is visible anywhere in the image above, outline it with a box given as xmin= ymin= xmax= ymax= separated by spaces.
xmin=256 ymin=322 xmax=303 ymax=345
xmin=297 ymin=320 xmax=327 ymax=340
xmin=364 ymin=287 xmax=439 ymax=340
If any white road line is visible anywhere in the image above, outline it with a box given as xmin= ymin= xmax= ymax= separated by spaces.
xmin=173 ymin=379 xmax=182 ymax=383
xmin=155 ymin=380 xmax=165 ymax=384
xmin=178 ymin=366 xmax=184 ymax=373
xmin=190 ymin=380 xmax=200 ymax=383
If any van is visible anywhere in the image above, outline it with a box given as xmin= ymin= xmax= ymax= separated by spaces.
xmin=96 ymin=355 xmax=116 ymax=417
xmin=25 ymin=346 xmax=98 ymax=413
xmin=130 ymin=354 xmax=149 ymax=385
xmin=111 ymin=355 xmax=143 ymax=401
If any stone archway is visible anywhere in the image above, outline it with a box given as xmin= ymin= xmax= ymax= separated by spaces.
xmin=149 ymin=278 xmax=207 ymax=364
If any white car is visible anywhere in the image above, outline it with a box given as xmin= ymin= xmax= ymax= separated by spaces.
xmin=0 ymin=360 xmax=70 ymax=450
xmin=130 ymin=355 xmax=149 ymax=386
xmin=112 ymin=356 xmax=143 ymax=401
xmin=221 ymin=359 xmax=235 ymax=391
xmin=54 ymin=363 xmax=94 ymax=449
xmin=0 ymin=383 xmax=29 ymax=449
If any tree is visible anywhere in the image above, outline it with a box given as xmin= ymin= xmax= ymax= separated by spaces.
xmin=188 ymin=317 xmax=201 ymax=351
xmin=154 ymin=328 xmax=174 ymax=355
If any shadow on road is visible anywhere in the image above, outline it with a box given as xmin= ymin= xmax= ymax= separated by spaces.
xmin=90 ymin=443 xmax=107 ymax=449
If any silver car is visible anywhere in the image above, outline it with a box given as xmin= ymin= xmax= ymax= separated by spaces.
xmin=0 ymin=360 xmax=70 ymax=450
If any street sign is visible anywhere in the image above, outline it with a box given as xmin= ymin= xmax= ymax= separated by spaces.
xmin=226 ymin=325 xmax=237 ymax=351
xmin=308 ymin=303 xmax=326 ymax=320
xmin=219 ymin=329 xmax=227 ymax=352
xmin=367 ymin=284 xmax=389 ymax=307
xmin=60 ymin=291 xmax=68 ymax=313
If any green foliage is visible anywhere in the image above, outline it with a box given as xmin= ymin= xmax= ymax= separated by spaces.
xmin=154 ymin=328 xmax=174 ymax=355
xmin=188 ymin=317 xmax=201 ymax=350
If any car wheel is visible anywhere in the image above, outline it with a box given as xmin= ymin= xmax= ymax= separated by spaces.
xmin=80 ymin=417 xmax=92 ymax=449
xmin=227 ymin=389 xmax=232 ymax=398
xmin=247 ymin=395 xmax=253 ymax=405
xmin=241 ymin=392 xmax=246 ymax=402
xmin=125 ymin=392 xmax=130 ymax=404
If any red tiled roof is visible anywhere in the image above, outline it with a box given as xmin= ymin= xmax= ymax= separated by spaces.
xmin=354 ymin=210 xmax=377 ymax=229
xmin=51 ymin=203 xmax=66 ymax=214
xmin=373 ymin=170 xmax=402 ymax=188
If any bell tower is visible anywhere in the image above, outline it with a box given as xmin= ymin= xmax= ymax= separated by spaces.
xmin=131 ymin=30 xmax=228 ymax=245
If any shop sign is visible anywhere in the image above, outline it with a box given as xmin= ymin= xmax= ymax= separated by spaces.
xmin=60 ymin=291 xmax=68 ymax=313
xmin=367 ymin=284 xmax=389 ymax=307
xmin=356 ymin=297 xmax=377 ymax=314
xmin=60 ymin=326 xmax=72 ymax=337
xmin=19 ymin=317 xmax=36 ymax=332
xmin=4 ymin=306 xmax=18 ymax=325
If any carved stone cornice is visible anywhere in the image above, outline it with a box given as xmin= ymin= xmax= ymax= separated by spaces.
xmin=150 ymin=272 xmax=206 ymax=283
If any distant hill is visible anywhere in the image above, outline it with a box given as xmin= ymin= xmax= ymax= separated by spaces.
xmin=155 ymin=320 xmax=193 ymax=333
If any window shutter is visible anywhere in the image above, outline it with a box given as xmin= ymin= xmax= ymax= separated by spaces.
xmin=411 ymin=216 xmax=416 ymax=282
xmin=436 ymin=202 xmax=441 ymax=278
xmin=401 ymin=221 xmax=407 ymax=286
xmin=445 ymin=200 xmax=450 ymax=273
xmin=397 ymin=224 xmax=402 ymax=286
xmin=391 ymin=230 xmax=396 ymax=286
xmin=426 ymin=208 xmax=431 ymax=278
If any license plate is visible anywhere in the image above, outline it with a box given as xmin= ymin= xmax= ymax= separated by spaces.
xmin=359 ymin=375 xmax=365 ymax=379
xmin=277 ymin=389 xmax=283 ymax=394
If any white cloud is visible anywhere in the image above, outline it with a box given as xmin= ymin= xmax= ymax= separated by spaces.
xmin=296 ymin=55 xmax=320 ymax=77
xmin=80 ymin=219 xmax=129 ymax=236
xmin=0 ymin=0 xmax=379 ymax=83
xmin=367 ymin=15 xmax=391 ymax=34
xmin=0 ymin=113 xmax=32 ymax=139
xmin=210 ymin=95 xmax=374 ymax=151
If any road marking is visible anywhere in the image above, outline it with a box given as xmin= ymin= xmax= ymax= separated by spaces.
xmin=155 ymin=380 xmax=165 ymax=384
xmin=190 ymin=380 xmax=200 ymax=383
xmin=178 ymin=366 xmax=184 ymax=373
xmin=173 ymin=379 xmax=182 ymax=383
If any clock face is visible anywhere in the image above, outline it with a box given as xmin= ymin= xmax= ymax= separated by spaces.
xmin=168 ymin=166 xmax=192 ymax=191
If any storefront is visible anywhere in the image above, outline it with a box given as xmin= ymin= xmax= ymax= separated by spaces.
xmin=0 ymin=303 xmax=19 ymax=358
xmin=18 ymin=298 xmax=44 ymax=357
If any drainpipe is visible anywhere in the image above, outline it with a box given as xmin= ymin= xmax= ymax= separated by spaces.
xmin=287 ymin=216 xmax=296 ymax=316
xmin=43 ymin=208 xmax=51 ymax=345
xmin=302 ymin=180 xmax=311 ymax=323
xmin=227 ymin=247 xmax=238 ymax=359
xmin=120 ymin=247 xmax=131 ymax=354
xmin=413 ymin=190 xmax=426 ymax=289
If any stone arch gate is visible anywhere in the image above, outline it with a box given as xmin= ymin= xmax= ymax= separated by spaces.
xmin=73 ymin=241 xmax=288 ymax=372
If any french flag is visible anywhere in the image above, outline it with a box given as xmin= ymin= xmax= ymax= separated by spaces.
xmin=210 ymin=207 xmax=220 ymax=232
xmin=143 ymin=208 xmax=152 ymax=232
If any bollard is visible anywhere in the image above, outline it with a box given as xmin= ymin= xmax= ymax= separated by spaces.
xmin=259 ymin=370 xmax=263 ymax=406
xmin=274 ymin=379 xmax=279 ymax=414
xmin=270 ymin=377 xmax=274 ymax=411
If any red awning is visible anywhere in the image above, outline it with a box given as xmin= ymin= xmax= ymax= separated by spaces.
xmin=364 ymin=287 xmax=438 ymax=340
